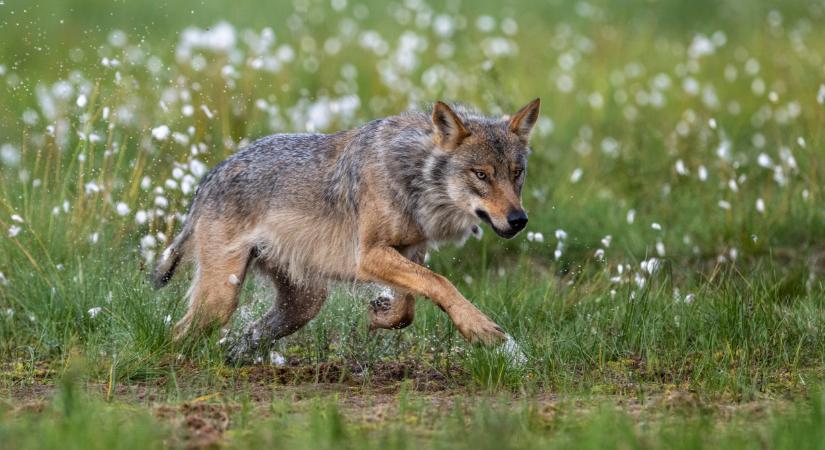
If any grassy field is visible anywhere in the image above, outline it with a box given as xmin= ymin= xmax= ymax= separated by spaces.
xmin=2 ymin=0 xmax=825 ymax=448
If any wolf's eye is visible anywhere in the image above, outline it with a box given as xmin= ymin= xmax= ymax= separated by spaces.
xmin=513 ymin=169 xmax=523 ymax=178
xmin=474 ymin=171 xmax=487 ymax=180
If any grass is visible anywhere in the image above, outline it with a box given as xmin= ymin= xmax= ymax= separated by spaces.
xmin=2 ymin=0 xmax=825 ymax=447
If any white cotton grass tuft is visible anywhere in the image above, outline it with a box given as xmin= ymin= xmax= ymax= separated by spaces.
xmin=499 ymin=334 xmax=527 ymax=366
xmin=270 ymin=351 xmax=287 ymax=366
xmin=151 ymin=125 xmax=171 ymax=141
xmin=675 ymin=159 xmax=688 ymax=175
xmin=88 ymin=307 xmax=102 ymax=318
xmin=115 ymin=202 xmax=130 ymax=216
xmin=697 ymin=165 xmax=708 ymax=181
xmin=569 ymin=168 xmax=583 ymax=183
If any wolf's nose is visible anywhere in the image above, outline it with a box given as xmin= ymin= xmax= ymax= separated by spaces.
xmin=507 ymin=210 xmax=528 ymax=232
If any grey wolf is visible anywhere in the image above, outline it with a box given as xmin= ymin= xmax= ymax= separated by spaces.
xmin=152 ymin=99 xmax=541 ymax=363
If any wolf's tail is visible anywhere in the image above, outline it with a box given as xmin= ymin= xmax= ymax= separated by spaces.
xmin=151 ymin=215 xmax=196 ymax=289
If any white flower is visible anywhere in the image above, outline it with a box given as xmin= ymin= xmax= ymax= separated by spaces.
xmin=594 ymin=248 xmax=605 ymax=260
xmin=76 ymin=94 xmax=88 ymax=108
xmin=651 ymin=222 xmax=662 ymax=231
xmin=527 ymin=231 xmax=544 ymax=243
xmin=151 ymin=125 xmax=170 ymax=141
xmin=757 ymin=153 xmax=773 ymax=168
xmin=698 ymin=165 xmax=708 ymax=181
xmin=181 ymin=175 xmax=196 ymax=195
xmin=656 ymin=241 xmax=666 ymax=257
xmin=718 ymin=200 xmax=731 ymax=210
xmin=115 ymin=202 xmax=130 ymax=216
xmin=476 ymin=16 xmax=496 ymax=32
xmin=189 ymin=159 xmax=207 ymax=177
xmin=817 ymin=84 xmax=825 ymax=105
xmin=755 ymin=198 xmax=766 ymax=214
xmin=688 ymin=34 xmax=715 ymax=58
xmin=154 ymin=196 xmax=169 ymax=208
xmin=8 ymin=225 xmax=21 ymax=237
xmin=555 ymin=229 xmax=568 ymax=240
xmin=675 ymin=159 xmax=688 ymax=176
xmin=569 ymin=168 xmax=583 ymax=183
xmin=270 ymin=351 xmax=287 ymax=366
xmin=140 ymin=234 xmax=157 ymax=249
xmin=135 ymin=210 xmax=148 ymax=225
xmin=601 ymin=235 xmax=612 ymax=248
xmin=641 ymin=257 xmax=660 ymax=274
xmin=11 ymin=214 xmax=23 ymax=223
xmin=88 ymin=307 xmax=102 ymax=318
xmin=1 ymin=143 xmax=21 ymax=167
xmin=626 ymin=209 xmax=636 ymax=224
xmin=84 ymin=181 xmax=102 ymax=194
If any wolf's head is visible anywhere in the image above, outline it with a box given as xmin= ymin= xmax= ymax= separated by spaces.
xmin=431 ymin=99 xmax=540 ymax=239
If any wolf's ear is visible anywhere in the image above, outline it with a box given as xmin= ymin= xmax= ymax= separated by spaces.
xmin=508 ymin=98 xmax=541 ymax=144
xmin=432 ymin=101 xmax=470 ymax=150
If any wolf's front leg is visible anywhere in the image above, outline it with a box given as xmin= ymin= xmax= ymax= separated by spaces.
xmin=357 ymin=246 xmax=505 ymax=344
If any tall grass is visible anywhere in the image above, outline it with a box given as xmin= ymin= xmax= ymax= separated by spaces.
xmin=1 ymin=0 xmax=824 ymax=398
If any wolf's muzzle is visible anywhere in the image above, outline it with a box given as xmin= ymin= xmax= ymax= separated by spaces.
xmin=475 ymin=209 xmax=526 ymax=239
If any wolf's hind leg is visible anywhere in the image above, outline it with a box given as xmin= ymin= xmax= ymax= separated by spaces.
xmin=225 ymin=267 xmax=327 ymax=364
xmin=173 ymin=247 xmax=252 ymax=340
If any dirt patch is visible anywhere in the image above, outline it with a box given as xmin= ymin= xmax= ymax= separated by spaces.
xmin=231 ymin=359 xmax=462 ymax=393
xmin=155 ymin=402 xmax=233 ymax=449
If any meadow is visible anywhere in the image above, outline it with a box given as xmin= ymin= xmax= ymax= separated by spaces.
xmin=2 ymin=0 xmax=825 ymax=448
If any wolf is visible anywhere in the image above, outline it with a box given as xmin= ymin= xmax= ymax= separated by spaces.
xmin=152 ymin=98 xmax=541 ymax=363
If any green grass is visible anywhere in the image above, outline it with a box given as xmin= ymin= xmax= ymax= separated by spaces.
xmin=2 ymin=0 xmax=825 ymax=447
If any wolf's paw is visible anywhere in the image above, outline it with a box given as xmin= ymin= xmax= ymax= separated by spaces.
xmin=368 ymin=292 xmax=415 ymax=330
xmin=450 ymin=303 xmax=506 ymax=345
xmin=369 ymin=292 xmax=393 ymax=312
xmin=222 ymin=330 xmax=261 ymax=366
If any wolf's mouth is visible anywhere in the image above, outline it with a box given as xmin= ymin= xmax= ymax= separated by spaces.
xmin=475 ymin=209 xmax=519 ymax=239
